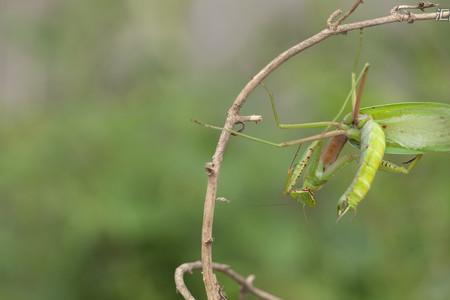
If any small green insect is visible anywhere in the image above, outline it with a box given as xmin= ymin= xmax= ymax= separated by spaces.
xmin=195 ymin=63 xmax=450 ymax=219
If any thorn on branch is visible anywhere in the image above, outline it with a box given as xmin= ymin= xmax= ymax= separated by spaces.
xmin=205 ymin=162 xmax=215 ymax=176
xmin=418 ymin=2 xmax=438 ymax=11
xmin=239 ymin=275 xmax=256 ymax=300
xmin=216 ymin=197 xmax=231 ymax=204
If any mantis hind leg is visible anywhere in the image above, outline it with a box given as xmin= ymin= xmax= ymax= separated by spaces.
xmin=379 ymin=154 xmax=423 ymax=174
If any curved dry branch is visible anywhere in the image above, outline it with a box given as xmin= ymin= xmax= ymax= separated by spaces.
xmin=175 ymin=261 xmax=282 ymax=300
xmin=185 ymin=2 xmax=446 ymax=300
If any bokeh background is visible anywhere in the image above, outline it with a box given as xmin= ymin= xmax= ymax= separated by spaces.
xmin=0 ymin=1 xmax=449 ymax=299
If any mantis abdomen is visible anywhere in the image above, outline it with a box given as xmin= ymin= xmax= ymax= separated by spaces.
xmin=337 ymin=119 xmax=386 ymax=217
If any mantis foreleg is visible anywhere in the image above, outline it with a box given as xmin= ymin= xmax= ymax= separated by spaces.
xmin=285 ymin=141 xmax=323 ymax=207
xmin=285 ymin=141 xmax=321 ymax=194
xmin=287 ymin=141 xmax=358 ymax=207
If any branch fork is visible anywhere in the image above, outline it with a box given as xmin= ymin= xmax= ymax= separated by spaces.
xmin=175 ymin=261 xmax=282 ymax=300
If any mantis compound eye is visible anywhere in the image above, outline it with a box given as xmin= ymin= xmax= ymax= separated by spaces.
xmin=336 ymin=200 xmax=350 ymax=221
xmin=299 ymin=190 xmax=316 ymax=208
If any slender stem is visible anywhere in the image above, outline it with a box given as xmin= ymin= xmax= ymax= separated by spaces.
xmin=198 ymin=4 xmax=446 ymax=300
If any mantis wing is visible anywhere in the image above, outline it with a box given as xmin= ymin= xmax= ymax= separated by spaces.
xmin=359 ymin=102 xmax=450 ymax=154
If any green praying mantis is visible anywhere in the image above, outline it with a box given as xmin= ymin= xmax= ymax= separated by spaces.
xmin=196 ymin=63 xmax=450 ymax=220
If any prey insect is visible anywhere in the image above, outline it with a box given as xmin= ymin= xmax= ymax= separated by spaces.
xmin=195 ymin=63 xmax=450 ymax=219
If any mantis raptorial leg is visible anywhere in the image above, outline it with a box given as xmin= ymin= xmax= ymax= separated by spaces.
xmin=284 ymin=142 xmax=321 ymax=207
xmin=288 ymin=152 xmax=359 ymax=207
xmin=284 ymin=141 xmax=320 ymax=194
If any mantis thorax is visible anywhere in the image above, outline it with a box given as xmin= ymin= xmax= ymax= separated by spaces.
xmin=342 ymin=114 xmax=372 ymax=143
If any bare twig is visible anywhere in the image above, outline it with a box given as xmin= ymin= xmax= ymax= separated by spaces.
xmin=192 ymin=2 xmax=446 ymax=300
xmin=328 ymin=0 xmax=365 ymax=29
xmin=175 ymin=261 xmax=282 ymax=300
xmin=327 ymin=9 xmax=343 ymax=28
xmin=339 ymin=0 xmax=365 ymax=23
xmin=216 ymin=197 xmax=231 ymax=203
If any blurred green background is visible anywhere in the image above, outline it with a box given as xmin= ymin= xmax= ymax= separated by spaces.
xmin=0 ymin=1 xmax=449 ymax=299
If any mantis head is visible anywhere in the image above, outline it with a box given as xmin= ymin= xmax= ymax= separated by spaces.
xmin=336 ymin=199 xmax=351 ymax=222
xmin=290 ymin=189 xmax=316 ymax=207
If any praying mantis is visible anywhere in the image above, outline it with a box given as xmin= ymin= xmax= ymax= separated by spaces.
xmin=196 ymin=63 xmax=450 ymax=219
